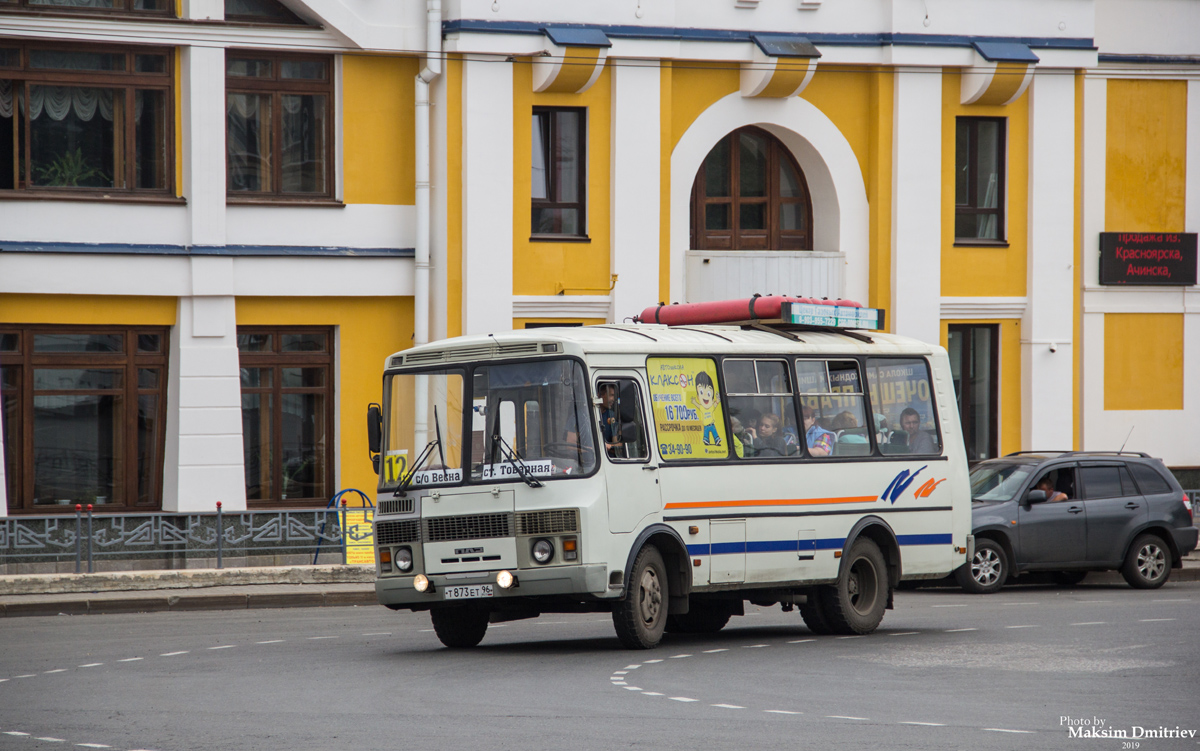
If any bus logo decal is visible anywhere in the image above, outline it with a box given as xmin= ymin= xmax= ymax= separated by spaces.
xmin=912 ymin=477 xmax=947 ymax=499
xmin=881 ymin=466 xmax=927 ymax=504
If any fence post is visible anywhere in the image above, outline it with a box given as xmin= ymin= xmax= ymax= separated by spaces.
xmin=340 ymin=498 xmax=348 ymax=566
xmin=216 ymin=501 xmax=223 ymax=570
xmin=86 ymin=504 xmax=93 ymax=574
xmin=74 ymin=504 xmax=82 ymax=574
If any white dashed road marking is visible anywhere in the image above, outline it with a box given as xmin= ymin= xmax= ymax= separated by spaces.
xmin=765 ymin=710 xmax=802 ymax=715
xmin=4 ymin=731 xmax=30 ymax=736
xmin=361 ymin=632 xmax=392 ymax=636
xmin=900 ymin=721 xmax=946 ymax=726
xmin=44 ymin=669 xmax=68 ymax=674
xmin=642 ymin=692 xmax=664 ymax=696
xmin=826 ymin=715 xmax=869 ymax=721
xmin=35 ymin=737 xmax=65 ymax=742
xmin=931 ymin=604 xmax=967 ymax=608
xmin=712 ymin=704 xmax=745 ymax=710
xmin=669 ymin=654 xmax=692 ymax=659
xmin=117 ymin=658 xmax=142 ymax=663
xmin=945 ymin=628 xmax=977 ymax=632
xmin=889 ymin=632 xmax=918 ymax=636
xmin=984 ymin=728 xmax=1036 ymax=734
xmin=787 ymin=639 xmax=814 ymax=644
xmin=669 ymin=697 xmax=698 ymax=702
xmin=743 ymin=644 xmax=768 ymax=648
xmin=77 ymin=664 xmax=103 ymax=668
xmin=159 ymin=651 xmax=188 ymax=657
xmin=703 ymin=648 xmax=728 ymax=653
xmin=256 ymin=640 xmax=284 ymax=644
xmin=1005 ymin=625 xmax=1039 ymax=629
xmin=1139 ymin=618 xmax=1176 ymax=622
xmin=1071 ymin=622 xmax=1106 ymax=626
xmin=207 ymin=645 xmax=236 ymax=650
xmin=622 ymin=686 xmax=643 ymax=691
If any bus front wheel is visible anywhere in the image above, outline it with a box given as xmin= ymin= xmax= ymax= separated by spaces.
xmin=430 ymin=606 xmax=490 ymax=648
xmin=613 ymin=545 xmax=668 ymax=649
xmin=821 ymin=537 xmax=889 ymax=635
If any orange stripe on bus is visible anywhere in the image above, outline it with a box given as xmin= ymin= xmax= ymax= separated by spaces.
xmin=663 ymin=496 xmax=876 ymax=510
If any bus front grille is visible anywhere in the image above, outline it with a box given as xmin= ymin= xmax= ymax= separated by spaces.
xmin=424 ymin=513 xmax=513 ymax=542
xmin=516 ymin=509 xmax=579 ymax=536
xmin=375 ymin=519 xmax=421 ymax=545
xmin=378 ymin=498 xmax=415 ymax=515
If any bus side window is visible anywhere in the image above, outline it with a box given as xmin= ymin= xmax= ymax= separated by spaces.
xmin=866 ymin=357 xmax=942 ymax=456
xmin=796 ymin=360 xmax=869 ymax=457
xmin=724 ymin=358 xmax=798 ymax=460
xmin=597 ymin=379 xmax=649 ymax=461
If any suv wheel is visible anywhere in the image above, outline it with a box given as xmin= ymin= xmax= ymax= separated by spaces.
xmin=955 ymin=539 xmax=1007 ymax=594
xmin=1121 ymin=534 xmax=1172 ymax=589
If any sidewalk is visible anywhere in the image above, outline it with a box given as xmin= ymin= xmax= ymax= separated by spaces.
xmin=0 ymin=565 xmax=376 ymax=618
xmin=1 ymin=557 xmax=1197 ymax=619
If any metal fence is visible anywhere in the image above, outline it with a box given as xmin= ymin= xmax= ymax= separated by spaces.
xmin=0 ymin=506 xmax=374 ymax=574
xmin=1188 ymin=489 xmax=1199 ymax=518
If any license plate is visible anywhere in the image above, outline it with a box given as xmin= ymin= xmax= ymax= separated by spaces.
xmin=443 ymin=584 xmax=494 ymax=600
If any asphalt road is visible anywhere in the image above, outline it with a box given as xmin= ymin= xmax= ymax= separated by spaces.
xmin=2 ymin=581 xmax=1198 ymax=751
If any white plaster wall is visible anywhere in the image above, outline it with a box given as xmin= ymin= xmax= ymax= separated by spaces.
xmin=0 ymin=254 xmax=413 ymax=298
xmin=460 ymin=57 xmax=514 ymax=334
xmin=1022 ymin=71 xmax=1076 ymax=451
xmin=890 ymin=68 xmax=942 ymax=345
xmin=0 ymin=204 xmax=190 ymax=246
xmin=181 ymin=45 xmax=227 ymax=248
xmin=449 ymin=0 xmax=1090 ymax=43
xmin=226 ymin=205 xmax=416 ymax=249
xmin=610 ymin=61 xmax=661 ymax=323
xmin=670 ymin=92 xmax=869 ymax=305
xmin=1095 ymin=0 xmax=1200 ymax=57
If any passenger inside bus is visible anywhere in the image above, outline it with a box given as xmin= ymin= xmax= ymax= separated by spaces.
xmin=802 ymin=404 xmax=834 ymax=457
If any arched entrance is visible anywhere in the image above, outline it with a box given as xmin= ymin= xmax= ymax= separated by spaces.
xmin=670 ymin=93 xmax=869 ymax=305
xmin=690 ymin=125 xmax=813 ymax=251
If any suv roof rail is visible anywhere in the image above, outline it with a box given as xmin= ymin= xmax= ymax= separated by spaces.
xmin=1003 ymin=450 xmax=1152 ymax=459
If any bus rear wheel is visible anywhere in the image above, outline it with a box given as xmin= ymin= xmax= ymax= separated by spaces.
xmin=613 ymin=545 xmax=668 ymax=649
xmin=821 ymin=537 xmax=888 ymax=635
xmin=798 ymin=589 xmax=835 ymax=635
xmin=430 ymin=605 xmax=490 ymax=648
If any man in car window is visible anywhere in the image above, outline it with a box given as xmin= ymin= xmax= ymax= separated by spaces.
xmin=598 ymin=383 xmax=621 ymax=456
xmin=1035 ymin=476 xmax=1068 ymax=502
xmin=900 ymin=407 xmax=936 ymax=454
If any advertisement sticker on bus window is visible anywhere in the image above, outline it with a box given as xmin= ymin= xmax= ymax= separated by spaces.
xmin=646 ymin=357 xmax=728 ymax=460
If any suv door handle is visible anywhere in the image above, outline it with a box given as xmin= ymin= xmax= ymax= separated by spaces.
xmin=1067 ymin=506 xmax=1083 ymax=514
xmin=1125 ymin=502 xmax=1140 ymax=510
xmin=642 ymin=465 xmax=658 ymax=471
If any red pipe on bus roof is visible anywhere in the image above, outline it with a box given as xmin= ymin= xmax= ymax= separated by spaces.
xmin=636 ymin=296 xmax=862 ymax=326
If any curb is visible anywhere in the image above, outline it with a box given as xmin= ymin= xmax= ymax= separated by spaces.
xmin=0 ymin=589 xmax=377 ymax=618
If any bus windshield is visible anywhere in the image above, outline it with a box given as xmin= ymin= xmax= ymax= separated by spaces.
xmin=470 ymin=359 xmax=597 ymax=481
xmin=382 ymin=369 xmax=465 ymax=489
xmin=969 ymin=462 xmax=1035 ymax=502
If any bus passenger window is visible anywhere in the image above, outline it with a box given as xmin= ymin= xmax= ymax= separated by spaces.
xmin=796 ymin=360 xmax=870 ymax=457
xmin=866 ymin=357 xmax=942 ymax=456
xmin=723 ymin=358 xmax=797 ymax=459
xmin=596 ymin=379 xmax=649 ymax=461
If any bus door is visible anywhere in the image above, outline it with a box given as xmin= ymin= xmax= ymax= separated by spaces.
xmin=595 ymin=374 xmax=659 ymax=533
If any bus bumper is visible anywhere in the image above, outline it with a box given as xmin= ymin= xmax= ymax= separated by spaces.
xmin=375 ymin=563 xmax=610 ymax=608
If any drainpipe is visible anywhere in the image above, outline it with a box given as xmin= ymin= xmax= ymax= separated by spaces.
xmin=413 ymin=0 xmax=441 ymax=443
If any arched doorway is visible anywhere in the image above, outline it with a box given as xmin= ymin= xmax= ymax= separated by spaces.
xmin=690 ymin=126 xmax=813 ymax=251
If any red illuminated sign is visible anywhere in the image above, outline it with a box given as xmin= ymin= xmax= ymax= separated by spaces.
xmin=1099 ymin=233 xmax=1197 ymax=286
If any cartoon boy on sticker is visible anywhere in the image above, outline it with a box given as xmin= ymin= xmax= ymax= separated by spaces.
xmin=692 ymin=371 xmax=721 ymax=446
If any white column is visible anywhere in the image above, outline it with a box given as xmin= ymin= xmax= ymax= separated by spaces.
xmin=610 ymin=61 xmax=661 ymax=323
xmin=1022 ymin=72 xmax=1077 ymax=451
xmin=891 ymin=68 xmax=942 ymax=345
xmin=162 ymin=257 xmax=246 ymax=513
xmin=182 ymin=0 xmax=222 ymax=20
xmin=1188 ymin=80 xmax=1200 ymax=234
xmin=181 ymin=45 xmax=226 ymax=247
xmin=461 ymin=57 xmax=513 ymax=334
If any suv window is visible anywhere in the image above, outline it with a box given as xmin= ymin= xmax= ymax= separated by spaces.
xmin=1129 ymin=463 xmax=1173 ymax=495
xmin=1080 ymin=466 xmax=1137 ymax=499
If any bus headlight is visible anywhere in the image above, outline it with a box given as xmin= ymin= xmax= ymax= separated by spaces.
xmin=414 ymin=574 xmax=431 ymax=593
xmin=532 ymin=538 xmax=554 ymax=564
xmin=395 ymin=546 xmax=413 ymax=572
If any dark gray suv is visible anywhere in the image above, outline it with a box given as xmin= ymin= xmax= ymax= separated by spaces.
xmin=958 ymin=452 xmax=1198 ymax=593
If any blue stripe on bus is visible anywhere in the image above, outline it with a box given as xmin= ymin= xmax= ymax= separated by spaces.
xmin=687 ymin=534 xmax=950 ymax=556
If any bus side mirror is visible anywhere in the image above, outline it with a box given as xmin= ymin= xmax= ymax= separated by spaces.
xmin=367 ymin=403 xmax=383 ymax=473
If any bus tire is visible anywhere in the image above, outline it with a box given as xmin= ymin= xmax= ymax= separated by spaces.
xmin=821 ymin=537 xmax=888 ymax=635
xmin=430 ymin=606 xmax=489 ymax=648
xmin=798 ymin=590 xmax=835 ymax=635
xmin=613 ymin=545 xmax=668 ymax=649
xmin=666 ymin=601 xmax=732 ymax=634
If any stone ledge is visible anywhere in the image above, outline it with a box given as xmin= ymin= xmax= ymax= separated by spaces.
xmin=0 ymin=565 xmax=376 ymax=596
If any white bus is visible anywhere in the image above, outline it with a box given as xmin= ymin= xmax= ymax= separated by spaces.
xmin=368 ymin=306 xmax=971 ymax=649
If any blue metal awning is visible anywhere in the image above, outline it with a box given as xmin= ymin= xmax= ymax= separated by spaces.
xmin=972 ymin=41 xmax=1040 ymax=63
xmin=751 ymin=34 xmax=821 ymax=58
xmin=542 ymin=26 xmax=612 ymax=48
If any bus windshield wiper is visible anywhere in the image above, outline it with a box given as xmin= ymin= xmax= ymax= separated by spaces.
xmin=490 ymin=432 xmax=543 ymax=488
xmin=395 ymin=406 xmax=447 ymax=496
